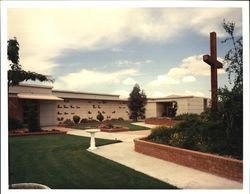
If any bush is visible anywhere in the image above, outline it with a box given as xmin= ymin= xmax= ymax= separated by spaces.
xmin=146 ymin=115 xmax=241 ymax=159
xmin=8 ymin=117 xmax=23 ymax=131
xmin=107 ymin=123 xmax=114 ymax=128
xmin=80 ymin=118 xmax=88 ymax=123
xmin=174 ymin=113 xmax=200 ymax=121
xmin=96 ymin=112 xmax=104 ymax=122
xmin=147 ymin=126 xmax=174 ymax=144
xmin=73 ymin=115 xmax=80 ymax=124
xmin=27 ymin=110 xmax=40 ymax=132
xmin=63 ymin=119 xmax=74 ymax=126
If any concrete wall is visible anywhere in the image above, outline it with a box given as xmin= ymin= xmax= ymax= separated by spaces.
xmin=9 ymin=84 xmax=52 ymax=95
xmin=40 ymin=101 xmax=57 ymax=126
xmin=174 ymin=99 xmax=188 ymax=115
xmin=187 ymin=98 xmax=205 ymax=114
xmin=156 ymin=103 xmax=165 ymax=117
xmin=145 ymin=102 xmax=157 ymax=118
xmin=55 ymin=99 xmax=129 ymax=124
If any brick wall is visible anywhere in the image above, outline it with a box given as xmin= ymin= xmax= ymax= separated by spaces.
xmin=8 ymin=97 xmax=22 ymax=121
xmin=145 ymin=118 xmax=175 ymax=126
xmin=134 ymin=139 xmax=243 ymax=182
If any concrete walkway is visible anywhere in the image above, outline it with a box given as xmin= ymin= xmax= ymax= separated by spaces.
xmin=66 ymin=128 xmax=242 ymax=189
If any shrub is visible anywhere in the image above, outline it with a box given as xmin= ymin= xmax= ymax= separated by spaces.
xmin=146 ymin=115 xmax=240 ymax=158
xmin=27 ymin=109 xmax=40 ymax=132
xmin=8 ymin=117 xmax=23 ymax=131
xmin=174 ymin=113 xmax=200 ymax=121
xmin=63 ymin=119 xmax=74 ymax=126
xmin=80 ymin=118 xmax=88 ymax=123
xmin=146 ymin=126 xmax=174 ymax=144
xmin=73 ymin=115 xmax=80 ymax=124
xmin=107 ymin=123 xmax=114 ymax=128
xmin=96 ymin=112 xmax=104 ymax=122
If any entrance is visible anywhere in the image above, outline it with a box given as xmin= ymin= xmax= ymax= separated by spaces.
xmin=162 ymin=102 xmax=173 ymax=117
xmin=22 ymin=99 xmax=40 ymax=126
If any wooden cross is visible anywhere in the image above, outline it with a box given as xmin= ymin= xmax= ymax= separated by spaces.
xmin=203 ymin=32 xmax=223 ymax=112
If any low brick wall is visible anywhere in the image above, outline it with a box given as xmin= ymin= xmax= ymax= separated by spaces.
xmin=9 ymin=131 xmax=66 ymax=137
xmin=134 ymin=139 xmax=243 ymax=182
xmin=145 ymin=118 xmax=175 ymax=126
xmin=100 ymin=128 xmax=129 ymax=132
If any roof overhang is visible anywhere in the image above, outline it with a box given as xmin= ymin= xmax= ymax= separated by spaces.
xmin=17 ymin=93 xmax=63 ymax=101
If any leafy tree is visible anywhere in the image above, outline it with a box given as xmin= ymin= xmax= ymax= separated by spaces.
xmin=216 ymin=20 xmax=243 ymax=158
xmin=128 ymin=84 xmax=147 ymax=121
xmin=221 ymin=20 xmax=243 ymax=88
xmin=7 ymin=37 xmax=54 ymax=87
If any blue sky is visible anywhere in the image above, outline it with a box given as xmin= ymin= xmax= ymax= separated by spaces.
xmin=8 ymin=7 xmax=242 ymax=98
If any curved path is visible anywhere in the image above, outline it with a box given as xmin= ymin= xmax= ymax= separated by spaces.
xmin=48 ymin=124 xmax=242 ymax=189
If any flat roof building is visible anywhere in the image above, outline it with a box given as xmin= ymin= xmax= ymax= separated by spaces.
xmin=8 ymin=84 xmax=209 ymax=126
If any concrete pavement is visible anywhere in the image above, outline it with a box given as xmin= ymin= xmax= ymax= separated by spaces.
xmin=65 ymin=127 xmax=242 ymax=189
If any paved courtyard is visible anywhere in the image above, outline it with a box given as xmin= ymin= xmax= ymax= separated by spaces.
xmin=46 ymin=123 xmax=243 ymax=189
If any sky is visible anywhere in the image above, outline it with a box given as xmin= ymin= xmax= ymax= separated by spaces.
xmin=7 ymin=7 xmax=242 ymax=98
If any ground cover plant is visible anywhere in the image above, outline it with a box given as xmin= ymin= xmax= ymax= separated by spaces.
xmin=64 ymin=119 xmax=150 ymax=131
xmin=9 ymin=134 xmax=176 ymax=189
xmin=146 ymin=113 xmax=242 ymax=159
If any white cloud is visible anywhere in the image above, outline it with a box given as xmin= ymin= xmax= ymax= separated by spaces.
xmin=8 ymin=8 xmax=241 ymax=75
xmin=167 ymin=67 xmax=190 ymax=79
xmin=111 ymin=90 xmax=130 ymax=99
xmin=122 ymin=77 xmax=136 ymax=85
xmin=148 ymin=54 xmax=225 ymax=87
xmin=54 ymin=68 xmax=137 ymax=91
xmin=117 ymin=59 xmax=152 ymax=67
xmin=166 ymin=91 xmax=205 ymax=98
xmin=179 ymin=55 xmax=225 ymax=76
xmin=182 ymin=75 xmax=196 ymax=83
xmin=147 ymin=91 xmax=168 ymax=98
xmin=148 ymin=75 xmax=180 ymax=87
xmin=146 ymin=90 xmax=205 ymax=98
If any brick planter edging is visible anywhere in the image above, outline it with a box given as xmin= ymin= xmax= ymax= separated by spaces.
xmin=134 ymin=138 xmax=243 ymax=182
xmin=145 ymin=118 xmax=175 ymax=126
xmin=9 ymin=131 xmax=66 ymax=137
xmin=100 ymin=128 xmax=129 ymax=132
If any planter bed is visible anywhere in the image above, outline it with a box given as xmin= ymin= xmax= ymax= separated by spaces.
xmin=100 ymin=128 xmax=129 ymax=133
xmin=9 ymin=131 xmax=66 ymax=137
xmin=134 ymin=138 xmax=243 ymax=182
xmin=145 ymin=118 xmax=175 ymax=126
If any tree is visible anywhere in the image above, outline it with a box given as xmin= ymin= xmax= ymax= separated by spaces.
xmin=7 ymin=37 xmax=54 ymax=87
xmin=221 ymin=20 xmax=243 ymax=89
xmin=128 ymin=84 xmax=147 ymax=121
xmin=216 ymin=20 xmax=243 ymax=158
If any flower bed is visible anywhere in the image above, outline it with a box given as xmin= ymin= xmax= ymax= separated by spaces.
xmin=9 ymin=130 xmax=66 ymax=137
xmin=145 ymin=117 xmax=175 ymax=126
xmin=134 ymin=138 xmax=243 ymax=182
xmin=100 ymin=128 xmax=129 ymax=132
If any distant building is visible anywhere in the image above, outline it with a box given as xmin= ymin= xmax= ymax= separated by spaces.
xmin=146 ymin=95 xmax=209 ymax=118
xmin=8 ymin=84 xmax=209 ymax=127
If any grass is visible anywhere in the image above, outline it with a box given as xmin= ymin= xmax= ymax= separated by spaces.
xmin=9 ymin=134 xmax=177 ymax=189
xmin=67 ymin=120 xmax=150 ymax=131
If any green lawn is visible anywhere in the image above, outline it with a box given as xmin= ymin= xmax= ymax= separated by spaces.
xmin=67 ymin=120 xmax=150 ymax=131
xmin=9 ymin=134 xmax=177 ymax=189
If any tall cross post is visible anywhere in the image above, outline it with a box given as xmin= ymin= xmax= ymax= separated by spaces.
xmin=203 ymin=32 xmax=223 ymax=112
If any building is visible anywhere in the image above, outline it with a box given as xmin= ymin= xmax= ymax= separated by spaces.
xmin=8 ymin=84 xmax=209 ymax=127
xmin=146 ymin=95 xmax=209 ymax=118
